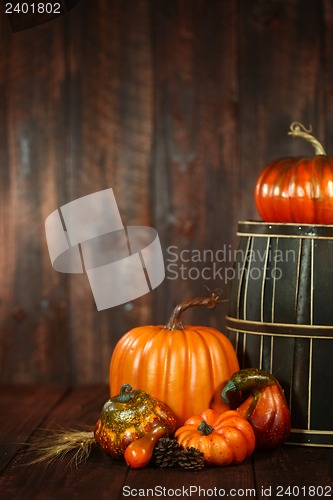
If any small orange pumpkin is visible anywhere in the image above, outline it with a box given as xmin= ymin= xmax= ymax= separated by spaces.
xmin=175 ymin=408 xmax=255 ymax=466
xmin=109 ymin=292 xmax=240 ymax=426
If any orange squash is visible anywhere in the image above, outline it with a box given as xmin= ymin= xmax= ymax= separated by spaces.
xmin=109 ymin=292 xmax=239 ymax=426
xmin=124 ymin=424 xmax=168 ymax=469
xmin=175 ymin=408 xmax=255 ymax=466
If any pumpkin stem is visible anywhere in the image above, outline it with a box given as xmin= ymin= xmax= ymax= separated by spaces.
xmin=117 ymin=384 xmax=134 ymax=403
xmin=197 ymin=420 xmax=214 ymax=435
xmin=288 ymin=122 xmax=326 ymax=155
xmin=164 ymin=290 xmax=224 ymax=330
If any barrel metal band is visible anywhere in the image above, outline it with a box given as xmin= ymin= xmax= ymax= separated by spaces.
xmin=237 ymin=221 xmax=333 ymax=239
xmin=226 ymin=316 xmax=333 ymax=339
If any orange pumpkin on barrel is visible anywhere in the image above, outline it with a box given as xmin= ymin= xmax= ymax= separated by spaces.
xmin=255 ymin=122 xmax=333 ymax=224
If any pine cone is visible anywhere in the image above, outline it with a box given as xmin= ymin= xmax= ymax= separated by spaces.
xmin=153 ymin=437 xmax=181 ymax=468
xmin=178 ymin=447 xmax=205 ymax=471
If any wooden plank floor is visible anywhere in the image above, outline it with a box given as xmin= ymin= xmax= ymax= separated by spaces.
xmin=0 ymin=386 xmax=332 ymax=499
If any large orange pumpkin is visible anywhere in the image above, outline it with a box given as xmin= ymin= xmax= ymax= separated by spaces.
xmin=109 ymin=293 xmax=239 ymax=426
xmin=255 ymin=122 xmax=333 ymax=223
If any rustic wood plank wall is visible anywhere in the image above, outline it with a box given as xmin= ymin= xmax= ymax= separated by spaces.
xmin=0 ymin=0 xmax=330 ymax=385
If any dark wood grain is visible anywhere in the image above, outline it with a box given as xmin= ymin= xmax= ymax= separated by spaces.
xmin=1 ymin=0 xmax=333 ymax=387
xmin=64 ymin=0 xmax=156 ymax=385
xmin=0 ymin=385 xmax=66 ymax=473
xmin=1 ymin=1 xmax=333 ymax=496
xmin=0 ymin=385 xmax=117 ymax=499
xmin=0 ymin=0 xmax=78 ymax=385
xmin=150 ymin=0 xmax=240 ymax=329
xmin=0 ymin=386 xmax=332 ymax=500
xmin=121 ymin=459 xmax=256 ymax=500
xmin=254 ymin=445 xmax=333 ymax=500
xmin=323 ymin=0 xmax=333 ymax=153
xmin=238 ymin=0 xmax=325 ymax=223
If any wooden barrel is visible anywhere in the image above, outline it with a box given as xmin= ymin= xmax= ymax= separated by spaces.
xmin=226 ymin=221 xmax=333 ymax=447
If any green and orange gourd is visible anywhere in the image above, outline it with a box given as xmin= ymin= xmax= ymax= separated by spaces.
xmin=94 ymin=384 xmax=177 ymax=460
xmin=222 ymin=368 xmax=291 ymax=450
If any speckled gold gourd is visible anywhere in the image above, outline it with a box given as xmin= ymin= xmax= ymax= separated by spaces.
xmin=94 ymin=384 xmax=177 ymax=460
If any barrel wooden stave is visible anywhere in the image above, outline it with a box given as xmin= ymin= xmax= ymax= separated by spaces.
xmin=227 ymin=222 xmax=333 ymax=446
